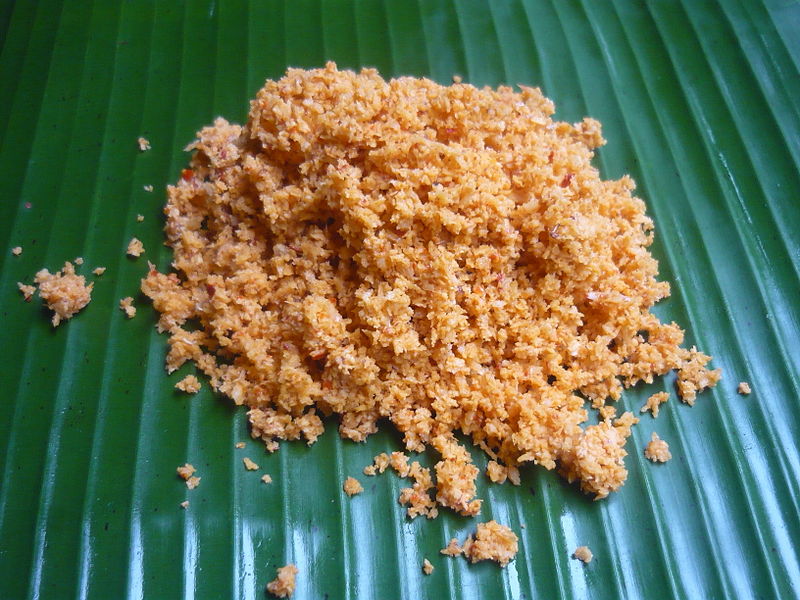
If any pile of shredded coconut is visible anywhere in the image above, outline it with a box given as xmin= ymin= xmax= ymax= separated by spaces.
xmin=142 ymin=63 xmax=720 ymax=517
xmin=25 ymin=261 xmax=94 ymax=326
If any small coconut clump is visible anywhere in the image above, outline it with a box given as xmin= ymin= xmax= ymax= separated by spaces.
xmin=142 ymin=64 xmax=720 ymax=521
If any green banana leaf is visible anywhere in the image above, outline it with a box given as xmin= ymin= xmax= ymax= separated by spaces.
xmin=1 ymin=1 xmax=799 ymax=598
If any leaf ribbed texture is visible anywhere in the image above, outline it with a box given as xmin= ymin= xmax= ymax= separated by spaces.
xmin=0 ymin=1 xmax=798 ymax=598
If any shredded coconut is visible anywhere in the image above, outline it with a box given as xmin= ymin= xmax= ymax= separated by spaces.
xmin=343 ymin=476 xmax=363 ymax=496
xmin=17 ymin=282 xmax=36 ymax=301
xmin=573 ymin=545 xmax=593 ymax=564
xmin=74 ymin=257 xmax=84 ymax=265
xmin=261 ymin=474 xmax=272 ymax=484
xmin=137 ymin=214 xmax=145 ymax=222
xmin=266 ymin=564 xmax=297 ymax=598
xmin=138 ymin=137 xmax=151 ymax=151
xmin=141 ymin=64 xmax=721 ymax=512
xmin=144 ymin=185 xmax=154 ymax=192
xmin=738 ymin=381 xmax=751 ymax=395
xmin=11 ymin=246 xmax=22 ymax=256
xmin=175 ymin=374 xmax=201 ymax=393
xmin=92 ymin=267 xmax=106 ymax=276
xmin=460 ymin=521 xmax=519 ymax=567
xmin=641 ymin=391 xmax=669 ymax=418
xmin=235 ymin=442 xmax=246 ymax=449
xmin=119 ymin=296 xmax=136 ymax=318
xmin=127 ymin=237 xmax=144 ymax=257
xmin=177 ymin=463 xmax=196 ymax=480
xmin=34 ymin=261 xmax=93 ymax=326
xmin=644 ymin=432 xmax=672 ymax=463
xmin=185 ymin=476 xmax=201 ymax=489
xmin=243 ymin=457 xmax=259 ymax=471
xmin=422 ymin=558 xmax=434 ymax=575
xmin=180 ymin=500 xmax=190 ymax=509
xmin=440 ymin=538 xmax=462 ymax=557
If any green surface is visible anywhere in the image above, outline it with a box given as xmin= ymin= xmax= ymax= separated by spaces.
xmin=1 ymin=1 xmax=799 ymax=598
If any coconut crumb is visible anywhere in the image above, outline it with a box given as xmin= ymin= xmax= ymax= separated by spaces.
xmin=641 ymin=391 xmax=669 ymax=418
xmin=177 ymin=463 xmax=196 ymax=480
xmin=11 ymin=246 xmax=22 ymax=256
xmin=486 ymin=460 xmax=508 ymax=484
xmin=180 ymin=500 xmax=190 ymax=509
xmin=119 ymin=296 xmax=136 ymax=318
xmin=92 ymin=267 xmax=106 ymax=276
xmin=644 ymin=432 xmax=672 ymax=463
xmin=243 ymin=457 xmax=259 ymax=471
xmin=573 ymin=545 xmax=593 ymax=564
xmin=175 ymin=374 xmax=201 ymax=394
xmin=144 ymin=185 xmax=154 ymax=192
xmin=126 ymin=237 xmax=144 ymax=257
xmin=266 ymin=564 xmax=298 ymax=598
xmin=235 ymin=442 xmax=246 ymax=449
xmin=186 ymin=476 xmax=201 ymax=489
xmin=453 ymin=74 xmax=462 ymax=83
xmin=440 ymin=538 xmax=462 ymax=557
xmin=34 ymin=261 xmax=94 ymax=326
xmin=343 ymin=476 xmax=363 ymax=496
xmin=364 ymin=453 xmax=390 ymax=476
xmin=261 ymin=474 xmax=272 ymax=484
xmin=74 ymin=257 xmax=84 ymax=265
xmin=398 ymin=461 xmax=438 ymax=519
xmin=676 ymin=347 xmax=721 ymax=405
xmin=422 ymin=558 xmax=434 ymax=575
xmin=460 ymin=521 xmax=519 ymax=567
xmin=137 ymin=214 xmax=144 ymax=222
xmin=141 ymin=64 xmax=721 ymax=513
xmin=137 ymin=137 xmax=151 ymax=151
xmin=738 ymin=381 xmax=751 ymax=395
xmin=17 ymin=282 xmax=36 ymax=301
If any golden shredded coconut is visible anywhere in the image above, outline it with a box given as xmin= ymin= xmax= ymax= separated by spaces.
xmin=440 ymin=538 xmax=462 ymax=557
xmin=573 ymin=545 xmax=593 ymax=564
xmin=644 ymin=432 xmax=672 ymax=463
xmin=127 ymin=237 xmax=144 ymax=257
xmin=486 ymin=460 xmax=520 ymax=485
xmin=138 ymin=136 xmax=151 ymax=151
xmin=12 ymin=246 xmax=22 ymax=256
xmin=676 ymin=347 xmax=721 ymax=405
xmin=141 ymin=64 xmax=721 ymax=512
xmin=175 ymin=374 xmax=201 ymax=393
xmin=180 ymin=500 xmax=190 ymax=509
xmin=235 ymin=442 xmax=246 ymax=448
xmin=422 ymin=558 xmax=434 ymax=575
xmin=261 ymin=474 xmax=272 ymax=484
xmin=641 ymin=391 xmax=669 ymax=418
xmin=738 ymin=381 xmax=751 ymax=395
xmin=74 ymin=257 xmax=84 ymax=265
xmin=119 ymin=296 xmax=137 ymax=318
xmin=92 ymin=267 xmax=106 ymax=276
xmin=137 ymin=214 xmax=145 ymax=222
xmin=177 ymin=463 xmax=196 ymax=480
xmin=144 ymin=185 xmax=154 ymax=192
xmin=343 ymin=476 xmax=363 ymax=496
xmin=398 ymin=461 xmax=438 ymax=519
xmin=17 ymin=282 xmax=36 ymax=301
xmin=186 ymin=476 xmax=201 ymax=489
xmin=461 ymin=521 xmax=519 ymax=567
xmin=243 ymin=457 xmax=259 ymax=470
xmin=266 ymin=564 xmax=298 ymax=598
xmin=34 ymin=261 xmax=93 ymax=326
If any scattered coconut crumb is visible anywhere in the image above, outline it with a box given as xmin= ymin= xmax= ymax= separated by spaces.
xmin=177 ymin=463 xmax=196 ymax=480
xmin=573 ymin=545 xmax=593 ymax=564
xmin=180 ymin=500 xmax=190 ymax=509
xmin=119 ymin=296 xmax=136 ymax=318
xmin=11 ymin=246 xmax=22 ymax=256
xmin=137 ymin=136 xmax=151 ymax=151
xmin=266 ymin=564 xmax=298 ymax=598
xmin=676 ymin=347 xmax=721 ymax=405
xmin=34 ymin=261 xmax=94 ymax=326
xmin=137 ymin=214 xmax=144 ymax=222
xmin=598 ymin=405 xmax=617 ymax=421
xmin=453 ymin=74 xmax=462 ymax=83
xmin=17 ymin=282 xmax=36 ymax=301
xmin=243 ymin=457 xmax=259 ymax=471
xmin=440 ymin=538 xmax=462 ymax=557
xmin=235 ymin=442 xmax=246 ymax=449
xmin=641 ymin=391 xmax=670 ymax=418
xmin=422 ymin=558 xmax=434 ymax=575
xmin=186 ymin=476 xmax=201 ymax=489
xmin=738 ymin=381 xmax=751 ymax=395
xmin=126 ymin=237 xmax=144 ymax=257
xmin=398 ymin=460 xmax=438 ymax=519
xmin=486 ymin=460 xmax=508 ymax=484
xmin=261 ymin=474 xmax=272 ymax=484
xmin=175 ymin=374 xmax=201 ymax=394
xmin=143 ymin=185 xmax=154 ymax=192
xmin=461 ymin=521 xmax=519 ymax=567
xmin=363 ymin=453 xmax=390 ymax=476
xmin=74 ymin=257 xmax=84 ymax=265
xmin=644 ymin=432 xmax=672 ymax=463
xmin=343 ymin=476 xmax=363 ymax=496
xmin=141 ymin=64 xmax=722 ymax=515
xmin=92 ymin=267 xmax=106 ymax=276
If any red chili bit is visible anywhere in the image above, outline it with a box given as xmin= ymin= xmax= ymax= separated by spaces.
xmin=322 ymin=380 xmax=332 ymax=390
xmin=206 ymin=284 xmax=216 ymax=297
xmin=181 ymin=168 xmax=193 ymax=181
xmin=560 ymin=173 xmax=573 ymax=187
xmin=547 ymin=151 xmax=554 ymax=163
